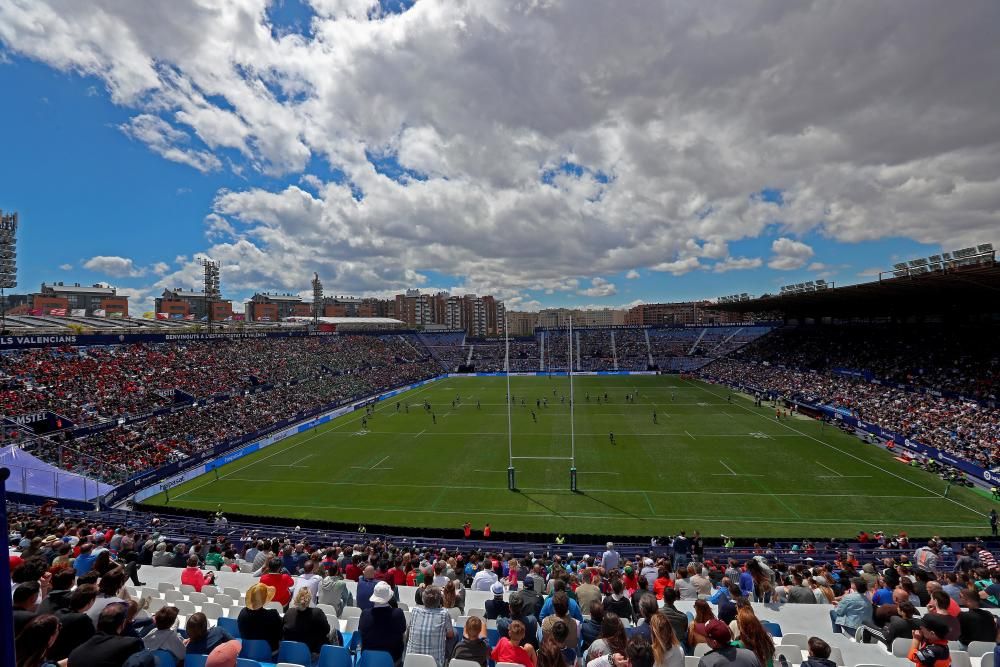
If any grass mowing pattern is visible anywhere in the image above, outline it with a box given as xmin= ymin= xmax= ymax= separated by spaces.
xmin=143 ymin=376 xmax=997 ymax=538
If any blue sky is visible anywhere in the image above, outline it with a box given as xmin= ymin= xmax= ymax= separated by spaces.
xmin=1 ymin=1 xmax=991 ymax=314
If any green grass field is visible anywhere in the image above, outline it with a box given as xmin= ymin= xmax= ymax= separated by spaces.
xmin=143 ymin=375 xmax=997 ymax=538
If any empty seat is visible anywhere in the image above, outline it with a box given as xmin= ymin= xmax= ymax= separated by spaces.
xmin=829 ymin=647 xmax=844 ymax=665
xmin=189 ymin=592 xmax=209 ymax=604
xmin=142 ymin=587 xmax=161 ymax=600
xmin=950 ymin=650 xmax=971 ymax=667
xmin=341 ymin=607 xmax=361 ymax=619
xmin=202 ymin=603 xmax=225 ymax=620
xmin=761 ymin=621 xmax=783 ymax=638
xmin=278 ymin=641 xmax=312 ymax=667
xmin=218 ymin=616 xmax=241 ymax=638
xmin=185 ymin=655 xmax=208 ymax=667
xmin=158 ymin=583 xmax=176 ymax=594
xmin=202 ymin=585 xmax=219 ymax=597
xmin=215 ymin=594 xmax=234 ymax=608
xmin=164 ymin=590 xmax=185 ymax=603
xmin=781 ymin=634 xmax=809 ymax=650
xmin=240 ymin=639 xmax=273 ymax=662
xmin=224 ymin=587 xmax=243 ymax=600
xmin=403 ymin=653 xmax=438 ymax=667
xmin=774 ymin=646 xmax=804 ymax=664
xmin=318 ymin=645 xmax=351 ymax=667
xmin=174 ymin=600 xmax=197 ymax=615
xmin=317 ymin=604 xmax=338 ymax=616
xmin=982 ymin=653 xmax=996 ymax=667
xmin=148 ymin=598 xmax=167 ymax=613
xmin=179 ymin=585 xmax=196 ymax=594
xmin=357 ymin=651 xmax=395 ymax=667
xmin=891 ymin=638 xmax=912 ymax=658
xmin=966 ymin=642 xmax=996 ymax=658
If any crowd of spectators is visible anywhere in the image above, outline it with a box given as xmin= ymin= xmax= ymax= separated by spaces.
xmin=732 ymin=325 xmax=999 ymax=402
xmin=9 ymin=506 xmax=1000 ymax=667
xmin=3 ymin=336 xmax=441 ymax=483
xmin=705 ymin=358 xmax=1000 ymax=469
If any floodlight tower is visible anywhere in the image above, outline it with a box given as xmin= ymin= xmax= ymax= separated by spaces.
xmin=311 ymin=272 xmax=323 ymax=324
xmin=0 ymin=211 xmax=18 ymax=335
xmin=201 ymin=258 xmax=221 ymax=333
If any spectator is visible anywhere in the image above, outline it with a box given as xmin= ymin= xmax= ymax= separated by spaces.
xmin=958 ymin=588 xmax=997 ymax=646
xmin=520 ymin=576 xmax=543 ymax=619
xmin=15 ymin=614 xmax=62 ymax=667
xmin=540 ymin=581 xmax=583 ymax=622
xmin=443 ymin=579 xmax=465 ymax=615
xmin=602 ymin=543 xmax=621 ymax=571
xmin=730 ymin=607 xmax=774 ymax=667
xmin=181 ymin=555 xmax=215 ymax=593
xmin=290 ymin=560 xmax=321 ymax=607
xmin=67 ymin=603 xmax=147 ymax=667
xmin=625 ymin=635 xmax=656 ymax=667
xmin=142 ymin=606 xmax=186 ymax=662
xmin=580 ymin=602 xmax=603 ymax=651
xmin=282 ymin=586 xmax=330 ymax=656
xmin=688 ymin=600 xmax=716 ymax=648
xmin=830 ymin=578 xmax=871 ymax=636
xmin=357 ymin=565 xmax=379 ymax=610
xmin=907 ymin=614 xmax=951 ymax=667
xmin=472 ymin=561 xmax=499 ymax=592
xmin=653 ymin=567 xmax=674 ymax=601
xmin=50 ymin=584 xmax=98 ymax=662
xmin=407 ymin=585 xmax=454 ymax=667
xmin=498 ymin=592 xmax=540 ymax=650
xmin=451 ymin=615 xmax=491 ymax=667
xmin=801 ymin=637 xmax=837 ymax=667
xmin=660 ymin=589 xmax=689 ymax=650
xmin=541 ymin=592 xmax=579 ymax=650
xmin=486 ymin=581 xmax=510 ymax=619
xmin=537 ymin=624 xmax=569 ymax=667
xmin=260 ymin=557 xmax=295 ymax=608
xmin=238 ymin=584 xmax=282 ymax=653
xmin=697 ymin=620 xmax=761 ymax=667
xmin=603 ymin=579 xmax=633 ymax=623
xmin=585 ymin=612 xmax=628 ymax=663
xmin=185 ymin=612 xmax=233 ymax=656
xmin=358 ymin=581 xmax=407 ymax=665
xmin=86 ymin=568 xmax=128 ymax=625
xmin=151 ymin=543 xmax=172 ymax=568
xmin=39 ymin=568 xmax=76 ymax=614
xmin=13 ymin=581 xmax=41 ymax=635
xmin=649 ymin=613 xmax=684 ymax=667
xmin=491 ymin=620 xmax=536 ymax=667
xmin=318 ymin=563 xmax=354 ymax=615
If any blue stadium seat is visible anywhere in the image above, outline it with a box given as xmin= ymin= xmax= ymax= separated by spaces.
xmin=219 ymin=616 xmax=242 ymax=638
xmin=241 ymin=639 xmax=275 ymax=662
xmin=185 ymin=655 xmax=208 ymax=667
xmin=487 ymin=628 xmax=500 ymax=648
xmin=357 ymin=650 xmax=395 ymax=667
xmin=318 ymin=645 xmax=351 ymax=667
xmin=152 ymin=650 xmax=177 ymax=667
xmin=761 ymin=621 xmax=782 ymax=637
xmin=237 ymin=660 xmax=263 ymax=667
xmin=278 ymin=641 xmax=313 ymax=667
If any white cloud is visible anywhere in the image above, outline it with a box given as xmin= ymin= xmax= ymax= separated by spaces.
xmin=1 ymin=0 xmax=998 ymax=295
xmin=151 ymin=261 xmax=170 ymax=275
xmin=712 ymin=256 xmax=763 ymax=273
xmin=82 ymin=255 xmax=146 ymax=277
xmin=625 ymin=269 xmax=640 ymax=280
xmin=650 ymin=257 xmax=702 ymax=275
xmin=119 ymin=115 xmax=221 ymax=173
xmin=577 ymin=277 xmax=617 ymax=298
xmin=768 ymin=237 xmax=815 ymax=270
xmin=59 ymin=263 xmax=73 ymax=271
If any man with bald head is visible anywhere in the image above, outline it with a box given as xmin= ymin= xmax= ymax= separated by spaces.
xmin=357 ymin=565 xmax=379 ymax=610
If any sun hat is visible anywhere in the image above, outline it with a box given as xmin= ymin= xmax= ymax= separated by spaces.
xmin=491 ymin=581 xmax=505 ymax=595
xmin=245 ymin=583 xmax=276 ymax=610
xmin=370 ymin=581 xmax=394 ymax=605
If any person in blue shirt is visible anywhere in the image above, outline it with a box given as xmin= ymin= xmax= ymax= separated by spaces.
xmin=74 ymin=543 xmax=98 ymax=578
xmin=870 ymin=578 xmax=894 ymax=607
xmin=539 ymin=579 xmax=583 ymax=622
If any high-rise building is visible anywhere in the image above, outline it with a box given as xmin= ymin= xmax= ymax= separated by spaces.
xmin=156 ymin=288 xmax=232 ymax=320
xmin=245 ymin=293 xmax=312 ymax=321
xmin=30 ymin=283 xmax=129 ymax=316
xmin=625 ymin=301 xmax=740 ymax=326
xmin=535 ymin=308 xmax=626 ymax=328
xmin=394 ymin=289 xmax=505 ymax=336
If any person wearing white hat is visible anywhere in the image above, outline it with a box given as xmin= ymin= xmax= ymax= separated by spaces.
xmin=486 ymin=581 xmax=509 ymax=619
xmin=359 ymin=581 xmax=406 ymax=664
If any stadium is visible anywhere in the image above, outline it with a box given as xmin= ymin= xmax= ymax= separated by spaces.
xmin=5 ymin=3 xmax=1000 ymax=667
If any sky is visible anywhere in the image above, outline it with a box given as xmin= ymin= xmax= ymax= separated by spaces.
xmin=0 ymin=0 xmax=998 ymax=315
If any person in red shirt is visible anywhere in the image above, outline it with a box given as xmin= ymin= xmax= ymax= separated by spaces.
xmin=180 ymin=555 xmax=216 ymax=592
xmin=259 ymin=557 xmax=295 ymax=607
xmin=345 ymin=555 xmax=363 ymax=582
xmin=483 ymin=524 xmax=491 ymax=539
xmin=491 ymin=619 xmax=536 ymax=667
xmin=463 ymin=522 xmax=472 ymax=539
xmin=653 ymin=567 xmax=674 ymax=600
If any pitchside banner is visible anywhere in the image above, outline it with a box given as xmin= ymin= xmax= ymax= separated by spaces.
xmin=702 ymin=374 xmax=999 ymax=484
xmin=0 ymin=330 xmax=349 ymax=351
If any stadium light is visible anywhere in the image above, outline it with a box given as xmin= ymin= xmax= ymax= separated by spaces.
xmin=0 ymin=210 xmax=18 ymax=335
xmin=201 ymin=258 xmax=221 ymax=333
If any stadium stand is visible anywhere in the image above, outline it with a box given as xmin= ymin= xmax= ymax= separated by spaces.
xmin=8 ymin=501 xmax=1000 ymax=667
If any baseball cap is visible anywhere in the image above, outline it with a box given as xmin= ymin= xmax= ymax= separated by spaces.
xmin=705 ymin=619 xmax=732 ymax=644
xmin=491 ymin=582 xmax=505 ymax=595
xmin=921 ymin=614 xmax=950 ymax=639
xmin=524 ymin=574 xmax=534 ymax=586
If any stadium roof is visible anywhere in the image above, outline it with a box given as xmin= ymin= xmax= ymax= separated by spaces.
xmin=714 ymin=260 xmax=1000 ymax=319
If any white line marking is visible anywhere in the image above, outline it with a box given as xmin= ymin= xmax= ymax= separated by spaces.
xmin=685 ymin=431 xmax=695 ymax=439
xmin=369 ymin=455 xmax=389 ymax=469
xmin=414 ymin=430 xmax=426 ymax=438
xmin=720 ymin=460 xmax=738 ymax=475
xmin=689 ymin=379 xmax=988 ymax=518
xmin=815 ymin=460 xmax=842 ymax=477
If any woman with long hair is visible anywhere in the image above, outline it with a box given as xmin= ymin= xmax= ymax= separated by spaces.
xmin=745 ymin=559 xmax=775 ymax=602
xmin=649 ymin=613 xmax=683 ymax=667
xmin=585 ymin=611 xmax=628 ymax=662
xmin=732 ymin=607 xmax=774 ymax=667
xmin=15 ymin=614 xmax=61 ymax=667
xmin=688 ymin=599 xmax=716 ymax=647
